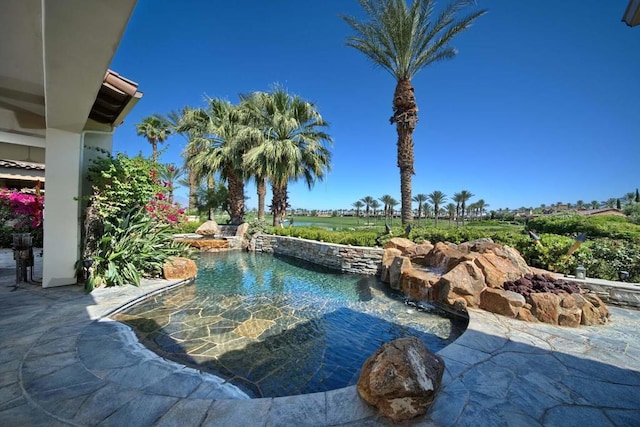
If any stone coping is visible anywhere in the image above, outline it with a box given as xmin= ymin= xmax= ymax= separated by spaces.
xmin=1 ymin=250 xmax=639 ymax=425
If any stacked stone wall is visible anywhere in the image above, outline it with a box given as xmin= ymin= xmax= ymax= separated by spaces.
xmin=253 ymin=235 xmax=383 ymax=275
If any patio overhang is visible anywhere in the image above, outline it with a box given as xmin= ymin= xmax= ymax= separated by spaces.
xmin=623 ymin=0 xmax=640 ymax=27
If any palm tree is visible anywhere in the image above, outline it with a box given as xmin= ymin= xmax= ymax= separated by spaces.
xmin=136 ymin=116 xmax=172 ymax=163
xmin=243 ymin=87 xmax=332 ymax=227
xmin=343 ymin=0 xmax=485 ymax=226
xmin=476 ymin=198 xmax=487 ymax=220
xmin=575 ymin=200 xmax=585 ymax=210
xmin=452 ymin=192 xmax=462 ymax=225
xmin=388 ymin=197 xmax=400 ymax=224
xmin=590 ymin=200 xmax=599 ymax=210
xmin=457 ymin=190 xmax=474 ymax=224
xmin=379 ymin=194 xmax=394 ymax=223
xmin=446 ymin=202 xmax=456 ymax=225
xmin=182 ymin=98 xmax=248 ymax=225
xmin=412 ymin=193 xmax=428 ymax=221
xmin=159 ymin=164 xmax=184 ymax=204
xmin=370 ymin=199 xmax=381 ymax=223
xmin=427 ymin=190 xmax=447 ymax=227
xmin=625 ymin=192 xmax=635 ymax=205
xmin=361 ymin=196 xmax=376 ymax=222
xmin=353 ymin=200 xmax=364 ymax=224
xmin=156 ymin=108 xmax=199 ymax=211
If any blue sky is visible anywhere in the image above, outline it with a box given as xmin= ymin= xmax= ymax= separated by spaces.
xmin=110 ymin=0 xmax=640 ymax=212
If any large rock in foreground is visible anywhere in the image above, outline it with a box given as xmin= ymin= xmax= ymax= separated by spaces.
xmin=163 ymin=257 xmax=197 ymax=279
xmin=357 ymin=337 xmax=444 ymax=423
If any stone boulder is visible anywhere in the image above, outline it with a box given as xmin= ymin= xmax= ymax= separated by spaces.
xmin=381 ymin=248 xmax=402 ymax=283
xmin=388 ymin=256 xmax=412 ymax=291
xmin=422 ymin=242 xmax=472 ymax=272
xmin=434 ymin=260 xmax=486 ymax=307
xmin=404 ymin=241 xmax=435 ymax=259
xmin=357 ymin=337 xmax=444 ymax=423
xmin=479 ymin=288 xmax=526 ymax=318
xmin=474 ymin=252 xmax=530 ymax=289
xmin=574 ymin=293 xmax=610 ymax=325
xmin=401 ymin=268 xmax=440 ymax=301
xmin=163 ymin=257 xmax=197 ymax=279
xmin=383 ymin=237 xmax=416 ymax=255
xmin=235 ymin=222 xmax=249 ymax=237
xmin=195 ymin=220 xmax=218 ymax=236
xmin=528 ymin=292 xmax=561 ymax=325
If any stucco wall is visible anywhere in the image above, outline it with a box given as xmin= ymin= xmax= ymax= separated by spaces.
xmin=253 ymin=234 xmax=383 ymax=275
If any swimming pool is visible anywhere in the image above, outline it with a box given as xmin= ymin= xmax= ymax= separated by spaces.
xmin=114 ymin=251 xmax=466 ymax=398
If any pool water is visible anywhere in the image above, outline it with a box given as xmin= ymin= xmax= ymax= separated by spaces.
xmin=114 ymin=251 xmax=466 ymax=398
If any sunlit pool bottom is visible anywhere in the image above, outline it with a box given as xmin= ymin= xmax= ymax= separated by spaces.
xmin=114 ymin=251 xmax=467 ymax=398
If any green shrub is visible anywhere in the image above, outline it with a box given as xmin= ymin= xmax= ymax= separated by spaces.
xmin=87 ymin=208 xmax=190 ymax=289
xmin=271 ymin=226 xmax=378 ymax=247
xmin=526 ymin=214 xmax=640 ymax=243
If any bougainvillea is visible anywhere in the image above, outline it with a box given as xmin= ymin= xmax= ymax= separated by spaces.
xmin=0 ymin=189 xmax=43 ymax=228
xmin=145 ymin=192 xmax=186 ymax=226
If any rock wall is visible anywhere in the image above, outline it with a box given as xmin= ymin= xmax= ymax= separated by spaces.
xmin=252 ymin=234 xmax=383 ymax=275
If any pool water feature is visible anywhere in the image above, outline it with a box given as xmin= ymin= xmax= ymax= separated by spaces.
xmin=114 ymin=251 xmax=467 ymax=398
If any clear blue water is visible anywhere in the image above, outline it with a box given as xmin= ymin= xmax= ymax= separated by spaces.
xmin=116 ymin=251 xmax=466 ymax=398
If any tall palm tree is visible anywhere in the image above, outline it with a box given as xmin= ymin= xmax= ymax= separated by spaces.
xmin=427 ymin=190 xmax=447 ymax=227
xmin=361 ymin=196 xmax=376 ymax=222
xmin=136 ymin=116 xmax=172 ymax=163
xmin=379 ymin=194 xmax=394 ymax=223
xmin=243 ymin=87 xmax=333 ymax=227
xmin=453 ymin=192 xmax=462 ymax=225
xmin=590 ymin=200 xmax=600 ymax=210
xmin=343 ymin=0 xmax=485 ymax=225
xmin=476 ymin=198 xmax=487 ymax=220
xmin=353 ymin=200 xmax=364 ymax=224
xmin=370 ymin=199 xmax=381 ymax=223
xmin=412 ymin=193 xmax=428 ymax=221
xmin=457 ymin=189 xmax=474 ymax=224
xmin=388 ymin=197 xmax=400 ymax=225
xmin=446 ymin=202 xmax=456 ymax=225
xmin=156 ymin=108 xmax=200 ymax=210
xmin=182 ymin=99 xmax=248 ymax=225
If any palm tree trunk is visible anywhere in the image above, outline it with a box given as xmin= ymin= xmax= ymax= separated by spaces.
xmin=207 ymin=173 xmax=215 ymax=220
xmin=257 ymin=176 xmax=266 ymax=222
xmin=188 ymin=169 xmax=197 ymax=211
xmin=225 ymin=168 xmax=245 ymax=225
xmin=271 ymin=184 xmax=288 ymax=227
xmin=391 ymin=79 xmax=417 ymax=225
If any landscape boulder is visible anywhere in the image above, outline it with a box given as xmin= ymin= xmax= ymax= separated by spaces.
xmin=163 ymin=257 xmax=198 ymax=279
xmin=383 ymin=237 xmax=416 ymax=255
xmin=195 ymin=220 xmax=218 ymax=236
xmin=479 ymin=288 xmax=526 ymax=318
xmin=381 ymin=248 xmax=402 ymax=283
xmin=388 ymin=256 xmax=412 ymax=291
xmin=401 ymin=268 xmax=439 ymax=301
xmin=357 ymin=337 xmax=444 ymax=423
xmin=434 ymin=260 xmax=486 ymax=307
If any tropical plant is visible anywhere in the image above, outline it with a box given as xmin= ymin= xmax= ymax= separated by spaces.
xmin=456 ymin=190 xmax=474 ymax=224
xmin=412 ymin=193 xmax=428 ymax=221
xmin=158 ymin=163 xmax=184 ymax=203
xmin=156 ymin=108 xmax=200 ymax=210
xmin=361 ymin=196 xmax=376 ymax=221
xmin=87 ymin=207 xmax=189 ymax=289
xmin=343 ymin=0 xmax=485 ymax=225
xmin=243 ymin=87 xmax=333 ymax=227
xmin=427 ymin=190 xmax=447 ymax=227
xmin=136 ymin=116 xmax=172 ymax=163
xmin=353 ymin=200 xmax=364 ymax=222
xmin=182 ymin=98 xmax=248 ymax=225
xmin=370 ymin=199 xmax=381 ymax=222
xmin=0 ymin=189 xmax=44 ymax=247
xmin=446 ymin=202 xmax=456 ymax=225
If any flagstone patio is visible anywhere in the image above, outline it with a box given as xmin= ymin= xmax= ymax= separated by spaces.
xmin=0 ymin=249 xmax=639 ymax=426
